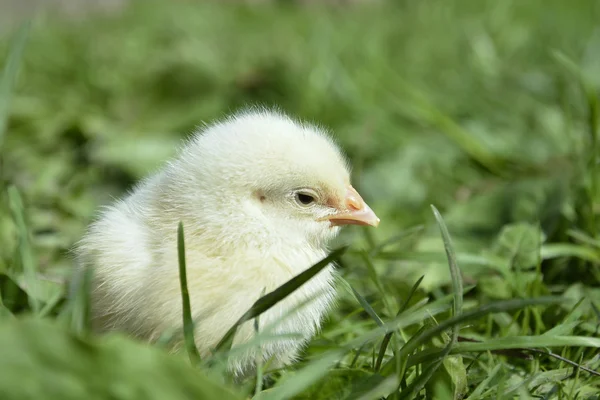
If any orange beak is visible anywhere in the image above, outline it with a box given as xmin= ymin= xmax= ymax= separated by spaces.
xmin=325 ymin=186 xmax=380 ymax=227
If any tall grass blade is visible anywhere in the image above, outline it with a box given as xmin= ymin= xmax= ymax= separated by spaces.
xmin=396 ymin=206 xmax=465 ymax=396
xmin=214 ymin=247 xmax=346 ymax=352
xmin=254 ymin=287 xmax=266 ymax=396
xmin=431 ymin=205 xmax=464 ymax=334
xmin=177 ymin=221 xmax=201 ymax=365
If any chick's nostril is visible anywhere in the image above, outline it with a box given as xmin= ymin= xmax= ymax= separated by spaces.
xmin=346 ymin=195 xmax=362 ymax=211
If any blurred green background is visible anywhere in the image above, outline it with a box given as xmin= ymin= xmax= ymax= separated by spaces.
xmin=1 ymin=0 xmax=599 ymax=399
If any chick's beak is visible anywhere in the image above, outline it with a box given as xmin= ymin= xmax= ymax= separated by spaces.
xmin=326 ymin=186 xmax=380 ymax=227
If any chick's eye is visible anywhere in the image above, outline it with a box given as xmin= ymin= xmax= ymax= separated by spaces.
xmin=295 ymin=192 xmax=316 ymax=206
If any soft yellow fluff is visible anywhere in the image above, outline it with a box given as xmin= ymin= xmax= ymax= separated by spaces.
xmin=75 ymin=109 xmax=376 ymax=376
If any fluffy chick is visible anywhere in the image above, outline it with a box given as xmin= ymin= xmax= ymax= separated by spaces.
xmin=75 ymin=109 xmax=379 ymax=375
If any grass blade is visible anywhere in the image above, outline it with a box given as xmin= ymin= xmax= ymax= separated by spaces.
xmin=254 ymin=287 xmax=266 ymax=396
xmin=369 ymin=225 xmax=425 ymax=257
xmin=214 ymin=247 xmax=346 ymax=353
xmin=257 ymin=352 xmax=345 ymax=400
xmin=407 ymin=336 xmax=600 ymax=377
xmin=177 ymin=221 xmax=201 ymax=365
xmin=349 ymin=283 xmax=385 ymax=328
xmin=528 ymin=349 xmax=600 ymax=377
xmin=450 ymin=335 xmax=600 ymax=352
xmin=465 ymin=364 xmax=503 ymax=400
xmin=396 ymin=206 xmax=465 ymax=396
xmin=380 ymin=296 xmax=562 ymax=375
xmin=398 ymin=358 xmax=445 ymax=400
xmin=541 ymin=243 xmax=600 ymax=264
xmin=431 ymin=206 xmax=464 ymax=322
xmin=375 ymin=275 xmax=424 ymax=371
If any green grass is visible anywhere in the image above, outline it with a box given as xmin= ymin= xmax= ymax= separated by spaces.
xmin=1 ymin=0 xmax=600 ymax=398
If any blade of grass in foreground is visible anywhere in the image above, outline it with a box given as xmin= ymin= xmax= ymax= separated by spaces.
xmin=214 ymin=247 xmax=347 ymax=353
xmin=0 ymin=21 xmax=29 ymax=148
xmin=177 ymin=221 xmax=201 ymax=366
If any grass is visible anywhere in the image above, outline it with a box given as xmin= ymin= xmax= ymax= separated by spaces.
xmin=1 ymin=0 xmax=600 ymax=398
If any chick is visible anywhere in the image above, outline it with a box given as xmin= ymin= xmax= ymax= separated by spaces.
xmin=75 ymin=109 xmax=379 ymax=375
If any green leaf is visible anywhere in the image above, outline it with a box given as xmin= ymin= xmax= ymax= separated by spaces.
xmin=493 ymin=223 xmax=542 ymax=270
xmin=478 ymin=275 xmax=512 ymax=299
xmin=428 ymin=355 xmax=467 ymax=400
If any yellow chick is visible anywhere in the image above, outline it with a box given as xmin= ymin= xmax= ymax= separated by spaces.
xmin=75 ymin=109 xmax=379 ymax=375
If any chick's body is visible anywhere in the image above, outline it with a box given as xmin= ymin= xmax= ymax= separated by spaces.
xmin=76 ymin=110 xmax=378 ymax=375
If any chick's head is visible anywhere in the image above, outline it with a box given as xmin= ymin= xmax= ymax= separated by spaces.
xmin=162 ymin=110 xmax=379 ymax=252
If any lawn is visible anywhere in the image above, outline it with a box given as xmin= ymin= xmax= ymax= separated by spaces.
xmin=1 ymin=0 xmax=599 ymax=399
